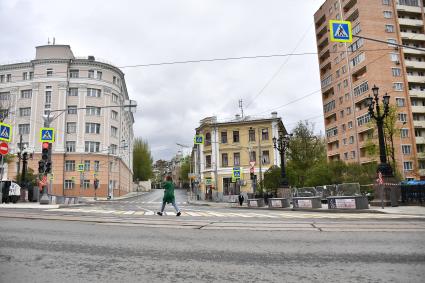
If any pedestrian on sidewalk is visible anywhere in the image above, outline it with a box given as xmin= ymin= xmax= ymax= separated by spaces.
xmin=238 ymin=193 xmax=244 ymax=206
xmin=157 ymin=176 xmax=181 ymax=216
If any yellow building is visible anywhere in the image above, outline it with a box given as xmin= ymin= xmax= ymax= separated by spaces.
xmin=193 ymin=112 xmax=285 ymax=202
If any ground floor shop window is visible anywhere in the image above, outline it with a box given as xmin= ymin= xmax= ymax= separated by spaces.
xmin=223 ymin=177 xmax=240 ymax=195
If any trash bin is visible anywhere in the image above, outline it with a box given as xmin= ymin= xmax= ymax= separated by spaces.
xmin=1 ymin=181 xmax=11 ymax=203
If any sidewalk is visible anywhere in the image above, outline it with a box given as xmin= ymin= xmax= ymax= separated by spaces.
xmin=80 ymin=192 xmax=144 ymax=203
xmin=187 ymin=199 xmax=425 ymax=215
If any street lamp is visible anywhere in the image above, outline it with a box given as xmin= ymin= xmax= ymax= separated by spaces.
xmin=272 ymin=133 xmax=292 ymax=187
xmin=366 ymin=85 xmax=393 ymax=177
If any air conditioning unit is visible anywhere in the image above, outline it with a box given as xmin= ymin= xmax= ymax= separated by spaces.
xmin=395 ymin=60 xmax=400 ymax=65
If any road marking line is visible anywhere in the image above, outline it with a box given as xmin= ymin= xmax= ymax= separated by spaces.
xmin=123 ymin=211 xmax=135 ymax=215
xmin=185 ymin=211 xmax=202 ymax=217
xmin=134 ymin=211 xmax=145 ymax=215
xmin=144 ymin=211 xmax=154 ymax=216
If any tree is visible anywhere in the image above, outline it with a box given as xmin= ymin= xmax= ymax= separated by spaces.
xmin=179 ymin=155 xmax=191 ymax=188
xmin=262 ymin=165 xmax=281 ymax=194
xmin=383 ymin=105 xmax=401 ymax=178
xmin=132 ymin=138 xmax=153 ymax=181
xmin=286 ymin=121 xmax=326 ymax=187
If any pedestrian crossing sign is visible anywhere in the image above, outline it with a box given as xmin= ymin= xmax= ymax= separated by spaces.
xmin=0 ymin=122 xmax=12 ymax=142
xmin=40 ymin=128 xmax=55 ymax=143
xmin=329 ymin=20 xmax=352 ymax=43
xmin=194 ymin=134 xmax=204 ymax=145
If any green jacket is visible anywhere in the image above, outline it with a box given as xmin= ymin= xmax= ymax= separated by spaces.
xmin=162 ymin=181 xmax=175 ymax=203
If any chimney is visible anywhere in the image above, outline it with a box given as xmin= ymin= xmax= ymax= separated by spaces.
xmin=271 ymin=112 xmax=278 ymax=118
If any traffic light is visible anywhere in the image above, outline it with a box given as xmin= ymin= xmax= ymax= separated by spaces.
xmin=45 ymin=161 xmax=52 ymax=173
xmin=42 ymin=142 xmax=50 ymax=161
xmin=250 ymin=172 xmax=254 ymax=180
xmin=94 ymin=179 xmax=99 ymax=190
xmin=38 ymin=161 xmax=46 ymax=173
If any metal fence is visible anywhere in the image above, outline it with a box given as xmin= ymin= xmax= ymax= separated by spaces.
xmin=401 ymin=184 xmax=425 ymax=205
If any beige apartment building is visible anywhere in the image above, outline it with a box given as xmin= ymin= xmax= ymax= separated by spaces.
xmin=193 ymin=113 xmax=285 ymax=201
xmin=0 ymin=44 xmax=134 ymax=198
xmin=315 ymin=0 xmax=425 ymax=180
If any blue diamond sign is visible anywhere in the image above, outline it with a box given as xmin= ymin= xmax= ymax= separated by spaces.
xmin=194 ymin=134 xmax=204 ymax=145
xmin=329 ymin=20 xmax=352 ymax=43
xmin=0 ymin=122 xmax=12 ymax=142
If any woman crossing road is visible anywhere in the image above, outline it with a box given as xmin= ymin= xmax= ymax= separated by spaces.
xmin=157 ymin=175 xmax=181 ymax=216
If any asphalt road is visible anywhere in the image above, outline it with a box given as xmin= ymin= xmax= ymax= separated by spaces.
xmin=1 ymin=217 xmax=424 ymax=283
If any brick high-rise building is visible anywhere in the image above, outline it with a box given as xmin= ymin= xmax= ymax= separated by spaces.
xmin=314 ymin=0 xmax=425 ymax=180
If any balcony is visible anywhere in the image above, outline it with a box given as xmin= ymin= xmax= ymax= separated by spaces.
xmin=416 ymin=136 xmax=425 ymax=144
xmin=401 ymin=32 xmax=425 ymax=41
xmin=327 ymin=148 xmax=340 ymax=158
xmin=404 ymin=60 xmax=425 ymax=69
xmin=412 ymin=105 xmax=425 ymax=113
xmin=419 ymin=169 xmax=425 ymax=176
xmin=398 ymin=18 xmax=424 ymax=27
xmin=417 ymin=152 xmax=425 ymax=159
xmin=409 ymin=90 xmax=425 ymax=98
xmin=396 ymin=4 xmax=422 ymax=13
xmin=407 ymin=75 xmax=425 ymax=83
xmin=403 ymin=47 xmax=425 ymax=55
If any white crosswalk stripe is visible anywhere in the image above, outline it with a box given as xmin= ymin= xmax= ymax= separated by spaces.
xmin=45 ymin=208 xmax=423 ymax=219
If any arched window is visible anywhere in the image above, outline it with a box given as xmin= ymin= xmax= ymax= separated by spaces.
xmin=205 ymin=132 xmax=211 ymax=146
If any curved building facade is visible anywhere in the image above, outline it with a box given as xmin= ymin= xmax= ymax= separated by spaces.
xmin=0 ymin=44 xmax=134 ymax=198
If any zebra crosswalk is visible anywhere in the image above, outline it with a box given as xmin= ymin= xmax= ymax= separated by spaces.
xmin=46 ymin=207 xmax=424 ymax=219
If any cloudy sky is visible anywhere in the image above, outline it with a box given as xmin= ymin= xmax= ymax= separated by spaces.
xmin=0 ymin=0 xmax=324 ymax=160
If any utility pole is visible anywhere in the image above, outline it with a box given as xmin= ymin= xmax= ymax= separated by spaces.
xmin=239 ymin=99 xmax=244 ymax=118
xmin=257 ymin=128 xmax=263 ymax=196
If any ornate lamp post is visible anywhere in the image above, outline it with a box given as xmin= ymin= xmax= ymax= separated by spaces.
xmin=365 ymin=85 xmax=393 ymax=177
xmin=272 ymin=133 xmax=292 ymax=187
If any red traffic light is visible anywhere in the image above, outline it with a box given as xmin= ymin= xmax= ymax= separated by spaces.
xmin=42 ymin=142 xmax=50 ymax=149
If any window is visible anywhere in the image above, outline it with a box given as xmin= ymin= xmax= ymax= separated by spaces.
xmin=343 ymin=79 xmax=348 ymax=88
xmin=84 ymin=160 xmax=90 ymax=171
xmin=326 ymin=127 xmax=338 ymax=138
xmin=233 ymin=131 xmax=239 ymax=143
xmin=6 ymin=74 xmax=11 ymax=82
xmin=223 ymin=177 xmax=239 ymax=196
xmin=94 ymin=161 xmax=100 ymax=172
xmin=97 ymin=71 xmax=102 ymax=80
xmin=205 ymin=132 xmax=211 ymax=146
xmin=399 ymin=0 xmax=418 ymax=6
xmin=66 ymin=141 xmax=76 ymax=152
xmin=396 ymin=98 xmax=405 ymax=107
xmin=390 ymin=53 xmax=399 ymax=62
xmin=18 ymin=124 xmax=30 ymax=135
xmin=324 ymin=100 xmax=335 ymax=113
xmin=70 ymin=70 xmax=79 ymax=78
xmin=88 ymin=70 xmax=95 ymax=78
xmin=403 ymin=161 xmax=413 ymax=171
xmin=392 ymin=68 xmax=401 ymax=77
xmin=111 ymin=126 xmax=118 ymax=137
xmin=353 ymin=81 xmax=369 ymax=97
xmin=64 ymin=180 xmax=75 ymax=190
xmin=387 ymin=38 xmax=397 ymax=46
xmin=68 ymin=88 xmax=78 ymax=96
xmin=348 ymin=38 xmax=364 ymax=52
xmin=111 ymin=110 xmax=118 ymax=120
xmin=19 ymin=107 xmax=31 ymax=117
xmin=348 ymin=121 xmax=353 ymax=129
xmin=221 ymin=153 xmax=228 ymax=167
xmin=86 ymin=106 xmax=101 ymax=116
xmin=46 ymin=69 xmax=53 ymax=77
xmin=342 ymin=65 xmax=347 ymax=74
xmin=344 ymin=152 xmax=349 ymax=160
xmin=402 ymin=145 xmax=412 ymax=155
xmin=383 ymin=11 xmax=392 ymax=18
xmin=21 ymin=89 xmax=32 ymax=99
xmin=111 ymin=144 xmax=118 ymax=155
xmin=113 ymin=76 xmax=117 ymax=84
xmin=350 ymin=53 xmax=365 ymax=68
xmin=86 ymin=123 xmax=100 ymax=134
xmin=29 ymin=72 xmax=33 ymax=79
xmin=349 ymin=136 xmax=354 ymax=144
xmin=206 ymin=155 xmax=211 ymax=168
xmin=67 ymin=106 xmax=77 ymax=114
xmin=346 ymin=107 xmax=351 ymax=115
xmin=87 ymin=88 xmax=101 ymax=97
xmin=261 ymin=129 xmax=269 ymax=140
xmin=221 ymin=131 xmax=227 ymax=143
xmin=401 ymin=128 xmax=409 ymax=138
xmin=0 ymin=92 xmax=9 ymax=100
xmin=393 ymin=83 xmax=403 ymax=91
xmin=351 ymin=151 xmax=356 ymax=159
xmin=233 ymin=152 xmax=240 ymax=166
xmin=382 ymin=0 xmax=390 ymax=5
xmin=398 ymin=113 xmax=407 ymax=122
xmin=340 ymin=110 xmax=344 ymax=118
xmin=0 ymin=75 xmax=4 ymax=83
xmin=262 ymin=151 xmax=270 ymax=164
xmin=352 ymin=24 xmax=361 ymax=35
xmin=112 ymin=93 xmax=118 ymax=102
xmin=85 ymin=141 xmax=100 ymax=153
xmin=67 ymin=122 xmax=77 ymax=134
xmin=249 ymin=129 xmax=256 ymax=142
xmin=45 ymin=91 xmax=52 ymax=104
xmin=385 ymin=25 xmax=394 ymax=33
xmin=65 ymin=160 xmax=75 ymax=171
xmin=249 ymin=151 xmax=256 ymax=162
xmin=22 ymin=72 xmax=28 ymax=80
xmin=83 ymin=180 xmax=91 ymax=189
